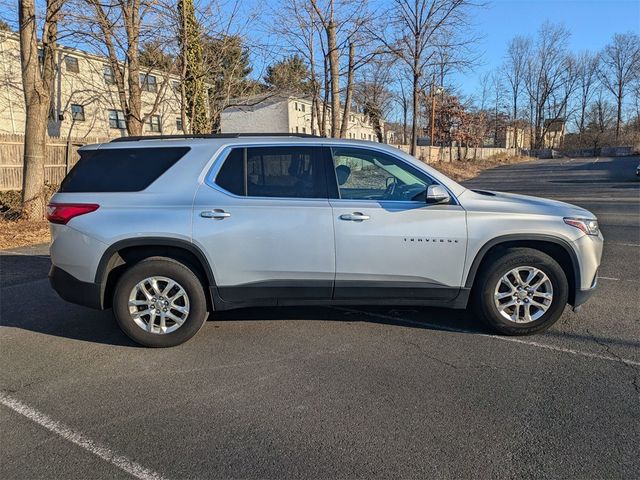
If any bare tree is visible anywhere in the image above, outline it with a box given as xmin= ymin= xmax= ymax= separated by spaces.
xmin=574 ymin=51 xmax=600 ymax=134
xmin=503 ymin=36 xmax=529 ymax=149
xmin=378 ymin=0 xmax=480 ymax=155
xmin=523 ymin=23 xmax=578 ymax=149
xmin=353 ymin=56 xmax=395 ymax=141
xmin=18 ymin=0 xmax=64 ymax=219
xmin=83 ymin=0 xmax=171 ymax=135
xmin=598 ymin=32 xmax=640 ymax=139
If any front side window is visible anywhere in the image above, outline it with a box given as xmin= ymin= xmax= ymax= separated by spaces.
xmin=214 ymin=146 xmax=328 ymax=199
xmin=107 ymin=109 xmax=126 ymax=129
xmin=145 ymin=114 xmax=161 ymax=132
xmin=65 ymin=56 xmax=79 ymax=73
xmin=71 ymin=104 xmax=85 ymax=121
xmin=331 ymin=147 xmax=434 ymax=201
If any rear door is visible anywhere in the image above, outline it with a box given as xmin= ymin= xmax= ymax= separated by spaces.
xmin=193 ymin=145 xmax=336 ymax=305
xmin=329 ymin=146 xmax=467 ymax=301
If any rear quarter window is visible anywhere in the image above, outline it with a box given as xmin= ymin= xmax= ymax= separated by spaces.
xmin=59 ymin=147 xmax=190 ymax=192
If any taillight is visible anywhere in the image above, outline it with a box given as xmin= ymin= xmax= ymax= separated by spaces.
xmin=46 ymin=203 xmax=99 ymax=225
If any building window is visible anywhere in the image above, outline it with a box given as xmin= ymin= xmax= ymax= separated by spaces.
xmin=65 ymin=56 xmax=79 ymax=73
xmin=71 ymin=104 xmax=85 ymax=121
xmin=104 ymin=65 xmax=115 ymax=85
xmin=301 ymin=103 xmax=305 ymax=112
xmin=145 ymin=115 xmax=161 ymax=132
xmin=294 ymin=102 xmax=298 ymax=111
xmin=176 ymin=117 xmax=183 ymax=131
xmin=140 ymin=73 xmax=157 ymax=93
xmin=171 ymin=80 xmax=180 ymax=92
xmin=108 ymin=109 xmax=126 ymax=129
xmin=302 ymin=127 xmax=306 ymax=133
xmin=295 ymin=126 xmax=299 ymax=133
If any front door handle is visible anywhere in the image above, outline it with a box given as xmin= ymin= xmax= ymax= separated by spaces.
xmin=340 ymin=212 xmax=370 ymax=222
xmin=200 ymin=209 xmax=231 ymax=220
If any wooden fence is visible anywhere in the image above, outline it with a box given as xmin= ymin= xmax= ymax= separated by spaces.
xmin=391 ymin=144 xmax=520 ymax=163
xmin=0 ymin=134 xmax=110 ymax=190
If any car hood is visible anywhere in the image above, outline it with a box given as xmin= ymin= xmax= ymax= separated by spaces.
xmin=458 ymin=189 xmax=595 ymax=218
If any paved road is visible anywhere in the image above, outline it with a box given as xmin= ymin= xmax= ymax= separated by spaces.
xmin=1 ymin=156 xmax=638 ymax=479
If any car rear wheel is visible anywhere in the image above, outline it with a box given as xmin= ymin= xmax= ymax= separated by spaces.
xmin=113 ymin=257 xmax=208 ymax=347
xmin=474 ymin=247 xmax=568 ymax=335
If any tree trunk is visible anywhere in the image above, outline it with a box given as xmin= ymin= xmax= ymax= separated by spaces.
xmin=615 ymin=84 xmax=622 ymax=139
xmin=339 ymin=43 xmax=355 ymax=138
xmin=18 ymin=0 xmax=61 ymax=219
xmin=327 ymin=20 xmax=340 ymax=137
xmin=410 ymin=71 xmax=419 ymax=156
xmin=126 ymin=1 xmax=143 ymax=136
xmin=21 ymin=104 xmax=48 ymax=219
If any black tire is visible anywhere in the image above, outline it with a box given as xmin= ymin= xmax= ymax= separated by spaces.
xmin=112 ymin=257 xmax=208 ymax=347
xmin=473 ymin=247 xmax=568 ymax=335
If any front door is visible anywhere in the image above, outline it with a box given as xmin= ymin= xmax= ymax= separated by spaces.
xmin=329 ymin=147 xmax=467 ymax=301
xmin=193 ymin=145 xmax=335 ymax=306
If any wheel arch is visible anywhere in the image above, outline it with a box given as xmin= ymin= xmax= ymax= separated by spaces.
xmin=96 ymin=238 xmax=216 ymax=309
xmin=465 ymin=234 xmax=580 ymax=306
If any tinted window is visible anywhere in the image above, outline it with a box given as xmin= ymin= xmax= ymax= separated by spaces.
xmin=215 ymin=148 xmax=244 ymax=196
xmin=59 ymin=147 xmax=190 ymax=192
xmin=332 ymin=147 xmax=434 ymax=201
xmin=214 ymin=147 xmax=328 ymax=199
xmin=246 ymin=147 xmax=326 ymax=198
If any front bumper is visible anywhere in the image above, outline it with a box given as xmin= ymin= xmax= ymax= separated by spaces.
xmin=49 ymin=265 xmax=103 ymax=310
xmin=572 ymin=272 xmax=598 ymax=310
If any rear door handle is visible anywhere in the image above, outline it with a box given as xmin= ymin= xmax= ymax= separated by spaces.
xmin=200 ymin=209 xmax=231 ymax=220
xmin=340 ymin=212 xmax=370 ymax=222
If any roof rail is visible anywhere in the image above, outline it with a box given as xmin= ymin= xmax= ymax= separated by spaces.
xmin=109 ymin=133 xmax=320 ymax=143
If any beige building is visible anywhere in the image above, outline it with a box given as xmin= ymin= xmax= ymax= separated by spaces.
xmin=0 ymin=31 xmax=184 ymax=139
xmin=221 ymin=94 xmax=381 ymax=141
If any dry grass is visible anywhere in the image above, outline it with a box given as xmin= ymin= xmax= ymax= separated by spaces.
xmin=429 ymin=154 xmax=534 ymax=182
xmin=0 ymin=219 xmax=50 ymax=250
xmin=1 ymin=188 xmax=53 ymax=250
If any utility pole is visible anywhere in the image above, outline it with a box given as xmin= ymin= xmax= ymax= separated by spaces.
xmin=430 ymin=74 xmax=436 ymax=162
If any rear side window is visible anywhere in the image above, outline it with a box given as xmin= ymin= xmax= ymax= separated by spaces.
xmin=59 ymin=147 xmax=190 ymax=192
xmin=215 ymin=148 xmax=244 ymax=196
xmin=214 ymin=146 xmax=328 ymax=199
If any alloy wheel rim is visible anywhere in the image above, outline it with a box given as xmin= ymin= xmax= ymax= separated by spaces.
xmin=128 ymin=276 xmax=190 ymax=334
xmin=493 ymin=266 xmax=553 ymax=324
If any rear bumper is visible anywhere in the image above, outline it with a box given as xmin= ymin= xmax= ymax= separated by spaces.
xmin=49 ymin=265 xmax=103 ymax=310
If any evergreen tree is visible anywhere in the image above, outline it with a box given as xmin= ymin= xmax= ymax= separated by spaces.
xmin=264 ymin=55 xmax=311 ymax=93
xmin=178 ymin=0 xmax=209 ymax=134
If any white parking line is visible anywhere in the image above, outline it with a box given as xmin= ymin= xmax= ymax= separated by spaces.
xmin=0 ymin=393 xmax=167 ymax=480
xmin=332 ymin=307 xmax=640 ymax=368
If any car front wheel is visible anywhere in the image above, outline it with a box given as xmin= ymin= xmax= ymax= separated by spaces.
xmin=474 ymin=247 xmax=569 ymax=335
xmin=112 ymin=257 xmax=208 ymax=347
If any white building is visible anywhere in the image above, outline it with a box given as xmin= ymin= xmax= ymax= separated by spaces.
xmin=221 ymin=94 xmax=381 ymax=141
xmin=0 ymin=31 xmax=184 ymax=139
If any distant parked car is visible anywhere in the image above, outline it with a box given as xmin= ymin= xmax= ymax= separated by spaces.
xmin=47 ymin=134 xmax=603 ymax=347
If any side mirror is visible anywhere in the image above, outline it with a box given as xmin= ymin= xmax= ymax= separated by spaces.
xmin=426 ymin=184 xmax=450 ymax=204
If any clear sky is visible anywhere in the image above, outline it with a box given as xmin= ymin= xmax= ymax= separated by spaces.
xmin=456 ymin=0 xmax=640 ymax=97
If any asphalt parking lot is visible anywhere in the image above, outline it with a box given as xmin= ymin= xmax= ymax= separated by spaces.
xmin=1 ymin=155 xmax=638 ymax=479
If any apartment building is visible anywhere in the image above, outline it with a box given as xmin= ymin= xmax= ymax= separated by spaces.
xmin=0 ymin=31 xmax=184 ymax=138
xmin=220 ymin=94 xmax=381 ymax=141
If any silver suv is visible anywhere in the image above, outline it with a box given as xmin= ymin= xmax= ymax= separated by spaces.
xmin=48 ymin=134 xmax=603 ymax=347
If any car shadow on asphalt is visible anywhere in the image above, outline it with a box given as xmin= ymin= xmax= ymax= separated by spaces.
xmin=3 ymin=253 xmax=638 ymax=351
xmin=1 ymin=252 xmax=489 ymax=347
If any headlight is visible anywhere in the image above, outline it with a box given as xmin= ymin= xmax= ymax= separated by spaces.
xmin=564 ymin=217 xmax=599 ymax=236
